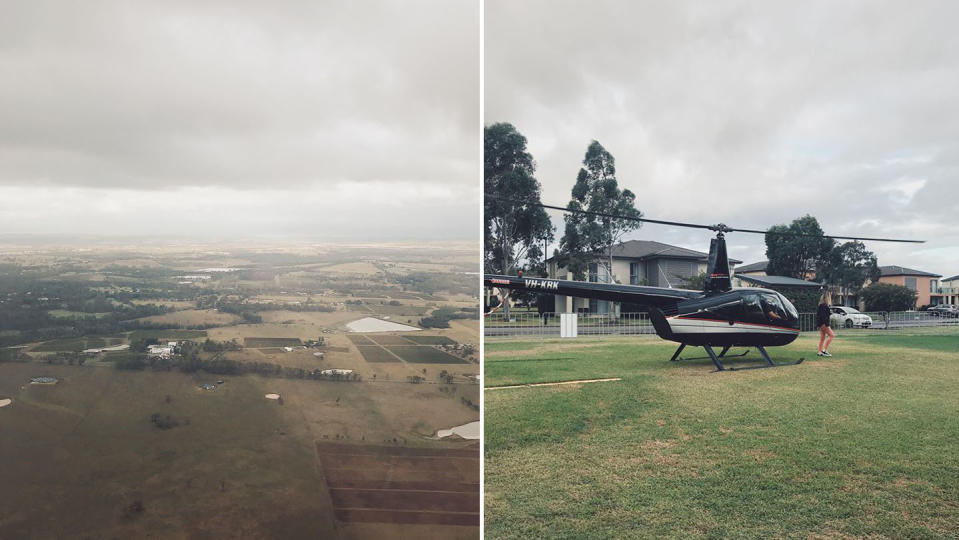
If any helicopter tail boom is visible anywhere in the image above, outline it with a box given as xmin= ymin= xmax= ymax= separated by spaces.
xmin=484 ymin=274 xmax=700 ymax=309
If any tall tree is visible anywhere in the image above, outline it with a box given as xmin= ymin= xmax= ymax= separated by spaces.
xmin=765 ymin=215 xmax=834 ymax=279
xmin=484 ymin=123 xmax=554 ymax=317
xmin=558 ymin=141 xmax=642 ymax=281
xmin=817 ymin=241 xmax=880 ymax=292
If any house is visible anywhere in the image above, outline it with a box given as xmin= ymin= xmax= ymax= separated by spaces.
xmin=735 ymin=260 xmax=768 ymax=277
xmin=547 ymin=239 xmax=741 ymax=314
xmin=147 ymin=345 xmax=173 ymax=358
xmin=940 ymin=274 xmax=959 ymax=305
xmin=877 ymin=265 xmax=943 ymax=308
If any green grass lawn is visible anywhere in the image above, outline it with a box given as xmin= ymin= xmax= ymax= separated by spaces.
xmin=484 ymin=333 xmax=959 ymax=539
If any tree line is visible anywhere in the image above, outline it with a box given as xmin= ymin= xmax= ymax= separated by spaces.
xmin=485 ymin=122 xmax=920 ymax=313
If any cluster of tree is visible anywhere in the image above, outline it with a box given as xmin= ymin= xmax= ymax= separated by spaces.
xmin=419 ymin=306 xmax=474 ymax=329
xmin=120 ymin=319 xmax=224 ymax=332
xmin=859 ymin=282 xmax=918 ymax=312
xmin=763 ymin=215 xmax=930 ymax=311
xmin=460 ymin=396 xmax=479 ymax=411
xmin=407 ymin=375 xmax=426 ymax=384
xmin=149 ymin=412 xmax=183 ymax=430
xmin=201 ymin=338 xmax=242 ymax=352
xmin=438 ymin=370 xmax=455 ymax=384
xmin=485 ymin=124 xmax=646 ymax=316
xmin=765 ymin=215 xmax=880 ymax=292
xmin=0 ymin=295 xmax=176 ymax=347
xmin=387 ymin=271 xmax=473 ymax=296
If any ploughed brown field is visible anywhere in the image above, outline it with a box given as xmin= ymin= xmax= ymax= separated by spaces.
xmin=317 ymin=442 xmax=479 ymax=527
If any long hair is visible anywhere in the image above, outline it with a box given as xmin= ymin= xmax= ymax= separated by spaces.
xmin=820 ymin=290 xmax=832 ymax=306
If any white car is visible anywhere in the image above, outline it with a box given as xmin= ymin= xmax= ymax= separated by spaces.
xmin=830 ymin=306 xmax=872 ymax=328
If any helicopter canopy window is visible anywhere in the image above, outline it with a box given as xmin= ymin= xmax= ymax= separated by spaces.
xmin=710 ymin=298 xmax=742 ymax=321
xmin=761 ymin=293 xmax=788 ymax=322
xmin=742 ymin=294 xmax=765 ymax=324
xmin=779 ymin=293 xmax=799 ymax=319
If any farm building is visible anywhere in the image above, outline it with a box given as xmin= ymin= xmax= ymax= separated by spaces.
xmin=147 ymin=345 xmax=173 ymax=358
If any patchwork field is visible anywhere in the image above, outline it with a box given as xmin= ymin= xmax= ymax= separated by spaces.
xmin=317 ymin=442 xmax=479 ymax=526
xmin=348 ymin=334 xmax=469 ymax=366
xmin=0 ymin=241 xmax=479 ymax=539
xmin=484 ymin=332 xmax=959 ymax=539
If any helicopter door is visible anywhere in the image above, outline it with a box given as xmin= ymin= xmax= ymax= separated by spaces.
xmin=709 ymin=298 xmax=743 ymax=325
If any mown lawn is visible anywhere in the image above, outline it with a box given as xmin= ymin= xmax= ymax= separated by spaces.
xmin=484 ymin=332 xmax=959 ymax=539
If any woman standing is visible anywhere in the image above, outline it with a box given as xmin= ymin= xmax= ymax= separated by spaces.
xmin=816 ymin=291 xmax=834 ymax=357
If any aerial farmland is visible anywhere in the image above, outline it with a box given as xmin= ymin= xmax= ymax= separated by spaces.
xmin=0 ymin=240 xmax=479 ymax=539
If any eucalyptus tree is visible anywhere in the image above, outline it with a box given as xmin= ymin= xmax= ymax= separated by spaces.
xmin=484 ymin=123 xmax=553 ymax=317
xmin=559 ymin=140 xmax=641 ymax=282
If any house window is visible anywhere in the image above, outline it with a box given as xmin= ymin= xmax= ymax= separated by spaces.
xmin=629 ymin=262 xmax=640 ymax=285
xmin=931 ymin=279 xmax=939 ymax=293
xmin=588 ymin=263 xmax=598 ymax=283
xmin=905 ymin=277 xmax=917 ymax=291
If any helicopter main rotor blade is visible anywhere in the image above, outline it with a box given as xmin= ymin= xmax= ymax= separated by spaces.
xmin=487 ymin=195 xmax=925 ymax=244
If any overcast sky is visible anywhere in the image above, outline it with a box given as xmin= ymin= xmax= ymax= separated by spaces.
xmin=0 ymin=0 xmax=478 ymax=241
xmin=486 ymin=0 xmax=959 ymax=278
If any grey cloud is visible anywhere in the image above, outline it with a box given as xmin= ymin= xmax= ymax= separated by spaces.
xmin=0 ymin=0 xmax=478 ymax=190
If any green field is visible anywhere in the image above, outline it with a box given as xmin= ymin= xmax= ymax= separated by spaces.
xmin=355 ymin=345 xmax=401 ymax=363
xmin=484 ymin=333 xmax=959 ymax=538
xmin=30 ymin=336 xmax=122 ymax=352
xmin=127 ymin=329 xmax=207 ymax=341
xmin=366 ymin=334 xmax=417 ymax=346
xmin=31 ymin=337 xmax=91 ymax=352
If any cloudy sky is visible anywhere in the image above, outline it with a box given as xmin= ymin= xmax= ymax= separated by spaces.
xmin=486 ymin=1 xmax=959 ymax=277
xmin=0 ymin=0 xmax=478 ymax=241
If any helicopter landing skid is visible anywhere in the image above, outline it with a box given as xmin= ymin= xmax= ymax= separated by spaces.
xmin=670 ymin=344 xmax=803 ymax=372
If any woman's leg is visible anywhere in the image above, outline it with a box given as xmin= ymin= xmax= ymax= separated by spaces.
xmin=818 ymin=326 xmax=826 ymax=352
xmin=823 ymin=327 xmax=834 ymax=352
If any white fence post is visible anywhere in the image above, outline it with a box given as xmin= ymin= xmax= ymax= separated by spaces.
xmin=560 ymin=313 xmax=578 ymax=338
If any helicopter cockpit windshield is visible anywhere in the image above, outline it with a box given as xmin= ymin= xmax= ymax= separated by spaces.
xmin=741 ymin=292 xmax=799 ymax=326
xmin=761 ymin=293 xmax=798 ymax=324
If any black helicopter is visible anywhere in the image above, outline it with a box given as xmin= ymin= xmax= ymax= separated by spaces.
xmin=485 ymin=199 xmax=923 ymax=371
